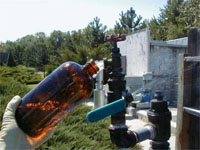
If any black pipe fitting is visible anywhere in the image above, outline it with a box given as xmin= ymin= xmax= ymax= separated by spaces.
xmin=109 ymin=125 xmax=156 ymax=148
xmin=109 ymin=126 xmax=137 ymax=148
xmin=154 ymin=90 xmax=164 ymax=100
xmin=148 ymin=97 xmax=172 ymax=150
xmin=122 ymin=90 xmax=134 ymax=104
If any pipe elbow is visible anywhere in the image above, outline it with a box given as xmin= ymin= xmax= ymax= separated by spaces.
xmin=109 ymin=125 xmax=156 ymax=148
xmin=109 ymin=126 xmax=137 ymax=148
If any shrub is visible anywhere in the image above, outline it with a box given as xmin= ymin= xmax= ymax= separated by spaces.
xmin=0 ymin=77 xmax=30 ymax=127
xmin=45 ymin=64 xmax=57 ymax=76
xmin=0 ymin=65 xmax=43 ymax=84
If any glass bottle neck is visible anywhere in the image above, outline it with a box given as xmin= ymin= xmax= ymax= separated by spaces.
xmin=82 ymin=61 xmax=99 ymax=77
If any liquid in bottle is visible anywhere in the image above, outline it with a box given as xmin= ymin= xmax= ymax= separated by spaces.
xmin=15 ymin=61 xmax=99 ymax=137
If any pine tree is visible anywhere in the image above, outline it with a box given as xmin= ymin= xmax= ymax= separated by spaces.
xmin=149 ymin=0 xmax=200 ymax=40
xmin=114 ymin=7 xmax=143 ymax=34
xmin=84 ymin=17 xmax=107 ymax=48
xmin=7 ymin=51 xmax=16 ymax=67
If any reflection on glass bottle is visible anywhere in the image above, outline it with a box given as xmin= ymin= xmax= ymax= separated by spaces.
xmin=15 ymin=61 xmax=99 ymax=137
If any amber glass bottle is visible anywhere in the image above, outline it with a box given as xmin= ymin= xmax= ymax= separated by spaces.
xmin=15 ymin=61 xmax=99 ymax=137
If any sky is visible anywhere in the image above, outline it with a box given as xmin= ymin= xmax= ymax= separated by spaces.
xmin=0 ymin=0 xmax=167 ymax=42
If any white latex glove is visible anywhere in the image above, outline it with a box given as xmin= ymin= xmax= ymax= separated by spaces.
xmin=0 ymin=96 xmax=55 ymax=150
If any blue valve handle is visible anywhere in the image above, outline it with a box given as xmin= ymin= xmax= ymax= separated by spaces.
xmin=87 ymin=99 xmax=126 ymax=123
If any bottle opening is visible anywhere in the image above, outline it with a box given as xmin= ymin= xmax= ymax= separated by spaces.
xmin=82 ymin=60 xmax=99 ymax=77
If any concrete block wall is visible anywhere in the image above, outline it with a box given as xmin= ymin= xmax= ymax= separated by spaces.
xmin=149 ymin=45 xmax=185 ymax=76
xmin=149 ymin=45 xmax=186 ymax=100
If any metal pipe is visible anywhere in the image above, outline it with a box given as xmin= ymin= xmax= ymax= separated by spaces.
xmin=94 ymin=69 xmax=105 ymax=108
xmin=183 ymin=106 xmax=200 ymax=117
xmin=109 ymin=124 xmax=156 ymax=148
xmin=135 ymin=125 xmax=156 ymax=142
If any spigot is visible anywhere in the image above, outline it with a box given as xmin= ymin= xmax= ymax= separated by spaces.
xmin=87 ymin=98 xmax=157 ymax=149
xmin=87 ymin=94 xmax=171 ymax=149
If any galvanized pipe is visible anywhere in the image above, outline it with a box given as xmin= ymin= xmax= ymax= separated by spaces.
xmin=109 ymin=124 xmax=156 ymax=148
xmin=135 ymin=125 xmax=156 ymax=142
xmin=94 ymin=70 xmax=105 ymax=108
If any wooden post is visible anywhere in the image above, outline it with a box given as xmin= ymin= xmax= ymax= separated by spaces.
xmin=176 ymin=53 xmax=186 ymax=149
xmin=176 ymin=29 xmax=200 ymax=150
xmin=187 ymin=28 xmax=200 ymax=56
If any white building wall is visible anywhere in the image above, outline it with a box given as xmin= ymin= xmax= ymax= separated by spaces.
xmin=118 ymin=28 xmax=150 ymax=77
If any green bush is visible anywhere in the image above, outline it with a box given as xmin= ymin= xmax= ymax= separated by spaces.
xmin=45 ymin=64 xmax=57 ymax=76
xmin=0 ymin=77 xmax=30 ymax=127
xmin=0 ymin=65 xmax=43 ymax=84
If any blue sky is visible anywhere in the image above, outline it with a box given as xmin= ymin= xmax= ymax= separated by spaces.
xmin=0 ymin=0 xmax=167 ymax=42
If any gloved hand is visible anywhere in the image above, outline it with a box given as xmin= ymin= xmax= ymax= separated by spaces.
xmin=0 ymin=96 xmax=55 ymax=150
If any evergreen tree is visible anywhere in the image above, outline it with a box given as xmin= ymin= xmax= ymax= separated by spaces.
xmin=49 ymin=30 xmax=65 ymax=51
xmin=149 ymin=0 xmax=200 ymax=40
xmin=7 ymin=51 xmax=16 ymax=67
xmin=114 ymin=7 xmax=143 ymax=34
xmin=149 ymin=16 xmax=168 ymax=40
xmin=84 ymin=17 xmax=107 ymax=48
xmin=178 ymin=0 xmax=200 ymax=31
